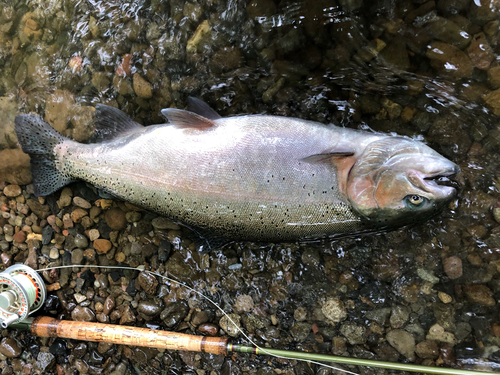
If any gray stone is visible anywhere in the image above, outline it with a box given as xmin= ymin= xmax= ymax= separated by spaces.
xmin=387 ymin=329 xmax=415 ymax=360
xmin=340 ymin=322 xmax=366 ymax=345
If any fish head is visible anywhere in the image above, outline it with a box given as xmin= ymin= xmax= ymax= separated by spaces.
xmin=346 ymin=137 xmax=459 ymax=227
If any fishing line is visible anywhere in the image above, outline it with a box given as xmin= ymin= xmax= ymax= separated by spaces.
xmin=37 ymin=264 xmax=358 ymax=375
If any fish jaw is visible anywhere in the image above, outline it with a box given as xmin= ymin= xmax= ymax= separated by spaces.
xmin=346 ymin=137 xmax=460 ymax=227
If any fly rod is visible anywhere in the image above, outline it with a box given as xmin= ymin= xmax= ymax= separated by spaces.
xmin=1 ymin=265 xmax=494 ymax=375
xmin=9 ymin=317 xmax=493 ymax=375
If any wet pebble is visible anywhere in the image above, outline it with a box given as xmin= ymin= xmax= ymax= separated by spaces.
xmin=49 ymin=248 xmax=59 ymax=259
xmin=74 ymin=359 xmax=89 ymax=373
xmin=290 ymin=321 xmax=311 ymax=341
xmin=197 ymin=323 xmax=219 ymax=336
xmin=390 ymin=305 xmax=410 ymax=329
xmin=58 ymin=187 xmax=72 ymax=208
xmin=137 ymin=300 xmax=162 ymax=317
xmin=120 ymin=306 xmax=136 ymax=324
xmin=105 ymin=208 xmax=127 ymax=230
xmin=103 ymin=296 xmax=115 ymax=315
xmin=71 ymin=248 xmax=84 ymax=264
xmin=416 ymin=340 xmax=439 ymax=359
xmin=427 ymin=324 xmax=457 ymax=345
xmin=151 ymin=217 xmax=179 ymax=230
xmin=438 ymin=292 xmax=453 ymax=304
xmin=73 ymin=196 xmax=91 ymax=209
xmin=34 ymin=352 xmax=55 ymax=372
xmin=340 ymin=322 xmax=366 ymax=345
xmin=426 ymin=41 xmax=474 ymax=79
xmin=161 ymin=302 xmax=189 ymax=328
xmin=12 ymin=230 xmax=26 ymax=243
xmin=443 ymin=256 xmax=463 ymax=279
xmin=467 ymin=32 xmax=495 ymax=70
xmin=301 ymin=247 xmax=320 ymax=267
xmin=463 ymin=284 xmax=495 ymax=306
xmin=71 ymin=208 xmax=88 ymax=223
xmin=219 ymin=313 xmax=242 ymax=337
xmin=191 ymin=310 xmax=211 ymax=326
xmin=488 ymin=66 xmax=500 ymax=89
xmin=387 ymin=329 xmax=415 ymax=360
xmin=0 ymin=338 xmax=22 ymax=358
xmin=137 ymin=271 xmax=158 ymax=295
xmin=294 ymin=307 xmax=307 ymax=322
xmin=74 ymin=233 xmax=89 ymax=248
xmin=133 ymin=74 xmax=152 ymax=99
xmin=71 ymin=306 xmax=96 ymax=322
xmin=234 ymin=294 xmax=254 ymax=313
xmin=321 ymin=298 xmax=347 ymax=323
xmin=3 ymin=184 xmax=21 ymax=197
xmin=94 ymin=239 xmax=112 ymax=254
xmin=88 ymin=228 xmax=99 ymax=241
xmin=125 ymin=211 xmax=141 ymax=222
xmin=74 ymin=293 xmax=87 ymax=303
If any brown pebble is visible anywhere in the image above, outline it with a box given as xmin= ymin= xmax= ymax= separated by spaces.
xmin=3 ymin=185 xmax=22 ymax=198
xmin=115 ymin=252 xmax=126 ymax=262
xmin=463 ymin=284 xmax=495 ymax=306
xmin=94 ymin=239 xmax=112 ymax=254
xmin=138 ymin=271 xmax=158 ymax=295
xmin=103 ymin=296 xmax=115 ymax=315
xmin=119 ymin=305 xmax=136 ymax=325
xmin=62 ymin=213 xmax=74 ymax=228
xmin=12 ymin=230 xmax=26 ymax=243
xmin=71 ymin=306 xmax=96 ymax=322
xmin=70 ymin=208 xmax=88 ymax=223
xmin=197 ymin=323 xmax=219 ymax=336
xmin=73 ymin=196 xmax=92 ymax=209
xmin=0 ymin=338 xmax=22 ymax=358
xmin=1 ymin=253 xmax=12 ymax=267
xmin=104 ymin=208 xmax=127 ymax=230
xmin=443 ymin=256 xmax=462 ymax=279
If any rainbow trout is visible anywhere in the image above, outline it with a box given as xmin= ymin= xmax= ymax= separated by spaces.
xmin=15 ymin=99 xmax=459 ymax=251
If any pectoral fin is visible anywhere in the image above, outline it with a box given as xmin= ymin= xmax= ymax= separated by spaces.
xmin=301 ymin=150 xmax=355 ymax=164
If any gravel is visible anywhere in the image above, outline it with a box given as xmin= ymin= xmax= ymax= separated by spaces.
xmin=0 ymin=0 xmax=499 ymax=374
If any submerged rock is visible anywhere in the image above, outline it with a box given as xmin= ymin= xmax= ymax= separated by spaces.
xmin=426 ymin=41 xmax=474 ymax=79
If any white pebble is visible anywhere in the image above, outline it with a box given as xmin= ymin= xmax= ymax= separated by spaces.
xmin=49 ymin=248 xmax=60 ymax=259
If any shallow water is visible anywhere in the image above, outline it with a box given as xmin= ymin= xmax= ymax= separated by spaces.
xmin=0 ymin=0 xmax=500 ymax=374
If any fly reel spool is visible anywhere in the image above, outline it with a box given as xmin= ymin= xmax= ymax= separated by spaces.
xmin=0 ymin=265 xmax=46 ymax=328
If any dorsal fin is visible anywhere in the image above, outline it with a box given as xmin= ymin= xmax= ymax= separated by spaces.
xmin=301 ymin=150 xmax=355 ymax=164
xmin=92 ymin=104 xmax=144 ymax=142
xmin=161 ymin=108 xmax=216 ymax=130
xmin=187 ymin=97 xmax=222 ymax=120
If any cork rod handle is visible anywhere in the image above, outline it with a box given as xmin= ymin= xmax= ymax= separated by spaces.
xmin=31 ymin=316 xmax=229 ymax=356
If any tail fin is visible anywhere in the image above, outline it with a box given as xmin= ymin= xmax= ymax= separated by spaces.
xmin=15 ymin=115 xmax=75 ymax=196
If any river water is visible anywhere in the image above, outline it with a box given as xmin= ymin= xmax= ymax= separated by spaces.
xmin=0 ymin=0 xmax=499 ymax=374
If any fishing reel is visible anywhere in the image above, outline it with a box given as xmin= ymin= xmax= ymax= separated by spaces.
xmin=0 ymin=265 xmax=46 ymax=328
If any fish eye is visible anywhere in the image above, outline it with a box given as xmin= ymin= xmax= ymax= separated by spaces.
xmin=405 ymin=195 xmax=426 ymax=208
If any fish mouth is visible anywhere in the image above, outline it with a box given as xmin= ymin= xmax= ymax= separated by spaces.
xmin=422 ymin=164 xmax=460 ymax=196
